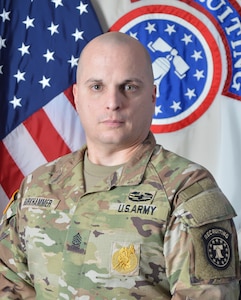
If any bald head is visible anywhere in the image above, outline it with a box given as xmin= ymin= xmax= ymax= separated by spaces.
xmin=76 ymin=31 xmax=154 ymax=83
xmin=73 ymin=31 xmax=156 ymax=158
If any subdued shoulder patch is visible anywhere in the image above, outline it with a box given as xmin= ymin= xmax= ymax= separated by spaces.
xmin=189 ymin=220 xmax=237 ymax=283
xmin=202 ymin=227 xmax=232 ymax=270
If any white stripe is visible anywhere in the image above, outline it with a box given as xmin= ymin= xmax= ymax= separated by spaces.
xmin=0 ymin=185 xmax=9 ymax=216
xmin=43 ymin=92 xmax=86 ymax=152
xmin=3 ymin=123 xmax=47 ymax=176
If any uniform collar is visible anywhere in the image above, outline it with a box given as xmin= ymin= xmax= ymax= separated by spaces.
xmin=50 ymin=132 xmax=157 ymax=190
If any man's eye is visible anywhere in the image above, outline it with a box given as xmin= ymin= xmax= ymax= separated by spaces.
xmin=123 ymin=84 xmax=137 ymax=92
xmin=91 ymin=84 xmax=102 ymax=91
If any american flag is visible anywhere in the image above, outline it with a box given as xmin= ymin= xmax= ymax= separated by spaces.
xmin=0 ymin=0 xmax=103 ymax=214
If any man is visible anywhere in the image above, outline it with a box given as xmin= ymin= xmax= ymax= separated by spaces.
xmin=0 ymin=32 xmax=240 ymax=299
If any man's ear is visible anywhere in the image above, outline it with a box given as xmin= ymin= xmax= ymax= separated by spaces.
xmin=152 ymin=85 xmax=157 ymax=103
xmin=72 ymin=83 xmax=78 ymax=110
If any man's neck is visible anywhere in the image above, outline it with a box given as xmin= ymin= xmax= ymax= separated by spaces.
xmin=86 ymin=143 xmax=141 ymax=166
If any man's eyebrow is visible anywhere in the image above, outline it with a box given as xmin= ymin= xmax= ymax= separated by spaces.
xmin=83 ymin=78 xmax=144 ymax=85
xmin=84 ymin=78 xmax=103 ymax=84
xmin=122 ymin=78 xmax=144 ymax=84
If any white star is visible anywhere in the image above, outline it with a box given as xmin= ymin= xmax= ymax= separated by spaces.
xmin=51 ymin=0 xmax=63 ymax=8
xmin=10 ymin=96 xmax=22 ymax=109
xmin=129 ymin=31 xmax=138 ymax=39
xmin=193 ymin=69 xmax=205 ymax=81
xmin=185 ymin=88 xmax=196 ymax=100
xmin=170 ymin=101 xmax=181 ymax=112
xmin=23 ymin=16 xmax=35 ymax=29
xmin=72 ymin=29 xmax=84 ymax=41
xmin=145 ymin=22 xmax=156 ymax=34
xmin=39 ymin=76 xmax=51 ymax=89
xmin=191 ymin=50 xmax=203 ymax=61
xmin=0 ymin=36 xmax=6 ymax=49
xmin=0 ymin=9 xmax=10 ymax=22
xmin=47 ymin=22 xmax=59 ymax=35
xmin=43 ymin=49 xmax=55 ymax=62
xmin=155 ymin=105 xmax=162 ymax=115
xmin=164 ymin=24 xmax=176 ymax=35
xmin=14 ymin=70 xmax=26 ymax=82
xmin=181 ymin=34 xmax=192 ymax=45
xmin=68 ymin=56 xmax=79 ymax=68
xmin=76 ymin=1 xmax=88 ymax=15
xmin=18 ymin=43 xmax=30 ymax=56
xmin=0 ymin=65 xmax=3 ymax=74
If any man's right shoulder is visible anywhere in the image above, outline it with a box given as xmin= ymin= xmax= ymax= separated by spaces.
xmin=32 ymin=148 xmax=85 ymax=176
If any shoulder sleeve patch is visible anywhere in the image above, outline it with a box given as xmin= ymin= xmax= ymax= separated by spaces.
xmin=181 ymin=188 xmax=236 ymax=227
xmin=202 ymin=226 xmax=232 ymax=270
xmin=189 ymin=221 xmax=238 ymax=283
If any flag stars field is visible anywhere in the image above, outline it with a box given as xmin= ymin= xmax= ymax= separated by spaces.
xmin=0 ymin=0 xmax=103 ymax=210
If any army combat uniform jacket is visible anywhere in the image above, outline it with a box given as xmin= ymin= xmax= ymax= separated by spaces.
xmin=0 ymin=132 xmax=240 ymax=299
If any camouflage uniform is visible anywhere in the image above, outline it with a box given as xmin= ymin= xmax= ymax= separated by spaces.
xmin=0 ymin=132 xmax=240 ymax=299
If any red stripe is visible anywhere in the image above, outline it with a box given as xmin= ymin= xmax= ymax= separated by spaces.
xmin=64 ymin=85 xmax=76 ymax=108
xmin=23 ymin=109 xmax=71 ymax=161
xmin=0 ymin=141 xmax=24 ymax=198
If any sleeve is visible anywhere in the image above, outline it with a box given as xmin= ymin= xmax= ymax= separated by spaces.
xmin=0 ymin=192 xmax=36 ymax=299
xmin=164 ymin=177 xmax=240 ymax=300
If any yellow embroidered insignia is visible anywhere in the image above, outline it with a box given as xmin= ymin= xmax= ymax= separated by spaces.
xmin=3 ymin=189 xmax=19 ymax=214
xmin=112 ymin=244 xmax=138 ymax=274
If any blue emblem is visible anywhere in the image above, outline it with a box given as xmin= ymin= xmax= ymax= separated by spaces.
xmin=126 ymin=19 xmax=207 ymax=119
xmin=111 ymin=5 xmax=222 ymax=132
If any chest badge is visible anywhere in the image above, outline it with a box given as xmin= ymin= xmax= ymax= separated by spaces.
xmin=111 ymin=243 xmax=139 ymax=275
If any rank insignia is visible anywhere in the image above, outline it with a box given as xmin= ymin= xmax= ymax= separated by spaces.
xmin=202 ymin=227 xmax=232 ymax=270
xmin=111 ymin=242 xmax=140 ymax=276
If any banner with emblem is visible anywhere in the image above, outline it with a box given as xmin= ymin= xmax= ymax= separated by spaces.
xmin=91 ymin=0 xmax=241 ymax=252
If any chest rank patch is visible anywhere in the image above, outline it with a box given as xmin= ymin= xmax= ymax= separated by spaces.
xmin=202 ymin=227 xmax=232 ymax=270
xmin=111 ymin=242 xmax=140 ymax=276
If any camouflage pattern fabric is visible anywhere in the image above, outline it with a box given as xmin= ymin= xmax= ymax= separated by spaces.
xmin=0 ymin=132 xmax=240 ymax=299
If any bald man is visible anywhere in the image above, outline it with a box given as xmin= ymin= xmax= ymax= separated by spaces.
xmin=0 ymin=32 xmax=240 ymax=299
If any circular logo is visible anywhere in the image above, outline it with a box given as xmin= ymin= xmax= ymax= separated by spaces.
xmin=202 ymin=227 xmax=232 ymax=270
xmin=110 ymin=5 xmax=222 ymax=132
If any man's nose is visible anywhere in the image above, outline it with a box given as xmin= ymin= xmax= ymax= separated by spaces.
xmin=106 ymin=88 xmax=122 ymax=111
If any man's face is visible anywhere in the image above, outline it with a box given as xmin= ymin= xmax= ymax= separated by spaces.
xmin=73 ymin=42 xmax=156 ymax=151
